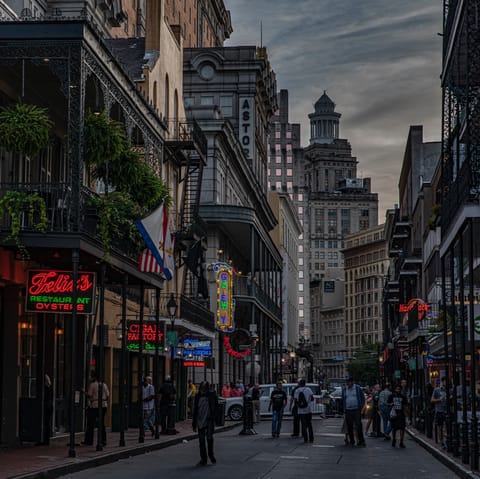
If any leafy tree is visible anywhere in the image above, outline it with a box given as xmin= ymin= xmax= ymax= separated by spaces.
xmin=346 ymin=342 xmax=382 ymax=386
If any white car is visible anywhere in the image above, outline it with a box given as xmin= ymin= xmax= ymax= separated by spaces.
xmin=223 ymin=383 xmax=325 ymax=420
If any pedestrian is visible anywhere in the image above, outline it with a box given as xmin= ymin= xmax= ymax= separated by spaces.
xmin=221 ymin=383 xmax=232 ymax=398
xmin=388 ymin=383 xmax=408 ymax=448
xmin=82 ymin=371 xmax=109 ymax=446
xmin=192 ymin=381 xmax=218 ymax=466
xmin=379 ymin=382 xmax=392 ymax=440
xmin=158 ymin=375 xmax=176 ymax=434
xmin=268 ymin=381 xmax=287 ymax=437
xmin=400 ymin=378 xmax=411 ymax=424
xmin=342 ymin=375 xmax=366 ymax=447
xmin=431 ymin=377 xmax=447 ymax=448
xmin=187 ymin=379 xmax=197 ymax=419
xmin=142 ymin=376 xmax=155 ymax=437
xmin=289 ymin=380 xmax=300 ymax=437
xmin=250 ymin=383 xmax=261 ymax=424
xmin=231 ymin=382 xmax=242 ymax=397
xmin=294 ymin=378 xmax=314 ymax=443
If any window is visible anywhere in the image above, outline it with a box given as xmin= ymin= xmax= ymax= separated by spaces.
xmin=184 ymin=96 xmax=194 ymax=108
xmin=200 ymin=96 xmax=214 ymax=105
xmin=164 ymin=74 xmax=169 ymax=119
xmin=286 ymin=155 xmax=293 ymax=163
xmin=220 ymin=96 xmax=232 ymax=116
xmin=275 ymin=131 xmax=281 ymax=139
xmin=276 ymin=155 xmax=282 ymax=163
xmin=276 ymin=169 xmax=282 ymax=176
xmin=286 ymin=169 xmax=293 ymax=177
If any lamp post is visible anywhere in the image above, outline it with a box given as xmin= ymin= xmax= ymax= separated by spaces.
xmin=166 ymin=294 xmax=178 ymax=435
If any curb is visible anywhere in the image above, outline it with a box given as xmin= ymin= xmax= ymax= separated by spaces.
xmin=407 ymin=428 xmax=479 ymax=479
xmin=9 ymin=422 xmax=242 ymax=479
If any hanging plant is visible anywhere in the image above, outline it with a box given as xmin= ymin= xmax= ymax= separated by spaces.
xmin=87 ymin=192 xmax=145 ymax=260
xmin=0 ymin=103 xmax=53 ymax=157
xmin=0 ymin=191 xmax=48 ymax=258
xmin=84 ymin=110 xmax=127 ymax=167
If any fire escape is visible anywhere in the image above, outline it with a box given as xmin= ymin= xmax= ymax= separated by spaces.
xmin=164 ymin=119 xmax=208 ymax=300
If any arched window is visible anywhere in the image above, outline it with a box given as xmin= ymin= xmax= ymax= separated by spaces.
xmin=173 ymin=89 xmax=179 ymax=138
xmin=164 ymin=74 xmax=170 ymax=122
xmin=153 ymin=81 xmax=158 ymax=109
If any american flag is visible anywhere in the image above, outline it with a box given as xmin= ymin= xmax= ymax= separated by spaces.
xmin=138 ymin=248 xmax=163 ymax=274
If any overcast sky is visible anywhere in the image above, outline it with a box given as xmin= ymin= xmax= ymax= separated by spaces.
xmin=224 ymin=0 xmax=443 ymax=219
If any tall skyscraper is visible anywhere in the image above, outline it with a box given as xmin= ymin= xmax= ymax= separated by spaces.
xmin=296 ymin=92 xmax=378 ymax=380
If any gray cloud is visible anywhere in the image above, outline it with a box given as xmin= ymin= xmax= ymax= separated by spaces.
xmin=224 ymin=0 xmax=443 ymax=216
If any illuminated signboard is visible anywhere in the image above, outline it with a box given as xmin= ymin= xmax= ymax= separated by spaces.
xmin=26 ymin=270 xmax=96 ymax=314
xmin=126 ymin=321 xmax=165 ymax=352
xmin=216 ymin=265 xmax=234 ymax=332
xmin=184 ymin=360 xmax=205 ymax=367
xmin=399 ymin=298 xmax=429 ymax=320
xmin=182 ymin=337 xmax=212 ymax=359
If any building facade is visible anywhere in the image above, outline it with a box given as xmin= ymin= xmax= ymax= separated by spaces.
xmin=183 ymin=46 xmax=282 ymax=386
xmin=267 ymin=89 xmax=304 ymax=352
xmin=344 ymin=224 xmax=389 ymax=356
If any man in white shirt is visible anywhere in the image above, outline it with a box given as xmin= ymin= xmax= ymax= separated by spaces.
xmin=143 ymin=376 xmax=155 ymax=437
xmin=294 ymin=379 xmax=314 ymax=443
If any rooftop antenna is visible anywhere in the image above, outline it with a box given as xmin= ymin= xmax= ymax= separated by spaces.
xmin=260 ymin=21 xmax=263 ymax=47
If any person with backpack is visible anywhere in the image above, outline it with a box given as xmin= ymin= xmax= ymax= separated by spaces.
xmin=268 ymin=381 xmax=287 ymax=437
xmin=294 ymin=379 xmax=314 ymax=443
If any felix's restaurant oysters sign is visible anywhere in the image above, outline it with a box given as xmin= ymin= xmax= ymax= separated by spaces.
xmin=26 ymin=270 xmax=96 ymax=314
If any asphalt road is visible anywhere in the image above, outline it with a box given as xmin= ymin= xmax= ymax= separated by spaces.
xmin=60 ymin=417 xmax=456 ymax=479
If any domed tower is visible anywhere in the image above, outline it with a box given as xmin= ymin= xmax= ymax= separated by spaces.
xmin=308 ymin=91 xmax=341 ymax=145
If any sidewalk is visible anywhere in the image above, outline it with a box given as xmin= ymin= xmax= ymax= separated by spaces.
xmin=0 ymin=420 xmax=241 ymax=479
xmin=407 ymin=427 xmax=480 ymax=479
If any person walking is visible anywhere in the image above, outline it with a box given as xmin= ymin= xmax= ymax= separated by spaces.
xmin=342 ymin=376 xmax=366 ymax=447
xmin=294 ymin=379 xmax=314 ymax=443
xmin=431 ymin=377 xmax=447 ymax=448
xmin=388 ymin=383 xmax=408 ymax=448
xmin=268 ymin=381 xmax=287 ymax=438
xmin=187 ymin=379 xmax=197 ymax=419
xmin=82 ymin=371 xmax=109 ymax=446
xmin=192 ymin=381 xmax=218 ymax=466
xmin=290 ymin=380 xmax=300 ymax=437
xmin=250 ymin=383 xmax=261 ymax=424
xmin=379 ymin=383 xmax=392 ymax=440
xmin=142 ymin=376 xmax=155 ymax=437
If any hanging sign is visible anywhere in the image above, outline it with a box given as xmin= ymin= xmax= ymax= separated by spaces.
xmin=126 ymin=321 xmax=165 ymax=351
xmin=184 ymin=360 xmax=205 ymax=367
xmin=26 ymin=270 xmax=96 ymax=314
xmin=216 ymin=263 xmax=234 ymax=332
xmin=182 ymin=337 xmax=212 ymax=359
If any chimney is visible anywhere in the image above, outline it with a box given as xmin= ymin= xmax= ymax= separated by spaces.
xmin=145 ymin=0 xmax=161 ymax=51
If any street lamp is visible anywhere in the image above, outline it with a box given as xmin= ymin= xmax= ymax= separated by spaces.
xmin=167 ymin=293 xmax=178 ymax=379
xmin=166 ymin=293 xmax=178 ymax=435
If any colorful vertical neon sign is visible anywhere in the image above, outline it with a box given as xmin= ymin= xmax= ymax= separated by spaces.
xmin=216 ymin=265 xmax=234 ymax=331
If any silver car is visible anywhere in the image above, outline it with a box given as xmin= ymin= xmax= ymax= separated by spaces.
xmin=223 ymin=383 xmax=325 ymax=420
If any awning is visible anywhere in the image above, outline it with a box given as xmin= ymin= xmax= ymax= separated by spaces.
xmin=174 ymin=318 xmax=216 ymax=339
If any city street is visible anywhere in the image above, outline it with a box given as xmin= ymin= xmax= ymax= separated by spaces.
xmin=59 ymin=418 xmax=455 ymax=479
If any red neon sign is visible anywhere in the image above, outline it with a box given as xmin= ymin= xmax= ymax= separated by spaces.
xmin=26 ymin=270 xmax=96 ymax=314
xmin=399 ymin=298 xmax=429 ymax=320
xmin=126 ymin=321 xmax=165 ymax=351
xmin=184 ymin=360 xmax=205 ymax=367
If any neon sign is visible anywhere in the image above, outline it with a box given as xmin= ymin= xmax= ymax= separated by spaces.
xmin=399 ymin=298 xmax=429 ymax=320
xmin=184 ymin=360 xmax=205 ymax=367
xmin=216 ymin=265 xmax=234 ymax=331
xmin=126 ymin=321 xmax=165 ymax=351
xmin=26 ymin=270 xmax=96 ymax=314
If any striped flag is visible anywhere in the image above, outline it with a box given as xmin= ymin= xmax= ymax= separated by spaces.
xmin=138 ymin=248 xmax=162 ymax=274
xmin=135 ymin=203 xmax=175 ymax=280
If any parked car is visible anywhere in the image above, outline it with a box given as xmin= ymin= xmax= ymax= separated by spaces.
xmin=223 ymin=383 xmax=325 ymax=420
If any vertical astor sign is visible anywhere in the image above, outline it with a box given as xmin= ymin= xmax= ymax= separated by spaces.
xmin=216 ymin=265 xmax=234 ymax=332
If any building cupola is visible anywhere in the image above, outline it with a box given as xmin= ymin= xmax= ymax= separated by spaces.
xmin=308 ymin=91 xmax=341 ymax=145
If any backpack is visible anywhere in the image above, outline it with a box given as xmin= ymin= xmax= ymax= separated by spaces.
xmin=297 ymin=390 xmax=308 ymax=409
